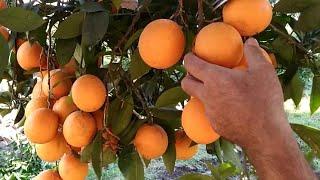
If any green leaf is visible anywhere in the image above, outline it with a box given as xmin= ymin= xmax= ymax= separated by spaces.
xmin=291 ymin=123 xmax=320 ymax=158
xmin=295 ymin=5 xmax=320 ymax=32
xmin=91 ymin=132 xmax=103 ymax=180
xmin=179 ymin=173 xmax=212 ymax=180
xmin=129 ymin=50 xmax=151 ymax=80
xmin=0 ymin=7 xmax=45 ymax=32
xmin=150 ymin=107 xmax=182 ymax=120
xmin=124 ymin=29 xmax=143 ymax=50
xmin=13 ymin=105 xmax=24 ymax=124
xmin=274 ymin=0 xmax=320 ymax=13
xmin=73 ymin=44 xmax=82 ymax=63
xmin=118 ymin=146 xmax=144 ymax=180
xmin=154 ymin=117 xmax=181 ymax=129
xmin=56 ymin=38 xmax=77 ymax=66
xmin=210 ymin=162 xmax=240 ymax=180
xmin=285 ymin=72 xmax=305 ymax=106
xmin=80 ymin=1 xmax=106 ymax=12
xmin=80 ymin=143 xmax=93 ymax=163
xmin=102 ymin=148 xmax=117 ymax=166
xmin=108 ymin=95 xmax=134 ymax=135
xmin=155 ymin=86 xmax=188 ymax=108
xmin=162 ymin=127 xmax=176 ymax=174
xmin=220 ymin=139 xmax=241 ymax=169
xmin=0 ymin=34 xmax=9 ymax=77
xmin=28 ymin=22 xmax=48 ymax=48
xmin=112 ymin=0 xmax=122 ymax=10
xmin=82 ymin=11 xmax=109 ymax=46
xmin=119 ymin=119 xmax=146 ymax=145
xmin=272 ymin=37 xmax=294 ymax=64
xmin=214 ymin=140 xmax=223 ymax=163
xmin=54 ymin=12 xmax=84 ymax=39
xmin=310 ymin=75 xmax=320 ymax=114
xmin=185 ymin=30 xmax=195 ymax=52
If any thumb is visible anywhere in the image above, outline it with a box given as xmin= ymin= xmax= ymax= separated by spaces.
xmin=244 ymin=38 xmax=268 ymax=70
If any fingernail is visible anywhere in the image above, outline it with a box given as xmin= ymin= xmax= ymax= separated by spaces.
xmin=246 ymin=38 xmax=259 ymax=47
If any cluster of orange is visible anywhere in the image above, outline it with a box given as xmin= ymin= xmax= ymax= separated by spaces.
xmin=135 ymin=0 xmax=275 ymax=160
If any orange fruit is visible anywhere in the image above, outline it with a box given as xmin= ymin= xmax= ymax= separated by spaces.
xmin=0 ymin=0 xmax=6 ymax=9
xmin=269 ymin=53 xmax=277 ymax=68
xmin=35 ymin=133 xmax=68 ymax=162
xmin=58 ymin=153 xmax=88 ymax=180
xmin=25 ymin=97 xmax=48 ymax=117
xmin=17 ymin=41 xmax=47 ymax=70
xmin=134 ymin=124 xmax=168 ymax=159
xmin=92 ymin=109 xmax=104 ymax=130
xmin=42 ymin=70 xmax=72 ymax=99
xmin=33 ymin=169 xmax=62 ymax=180
xmin=62 ymin=57 xmax=78 ymax=75
xmin=0 ymin=26 xmax=9 ymax=41
xmin=31 ymin=81 xmax=47 ymax=99
xmin=16 ymin=38 xmax=26 ymax=47
xmin=194 ymin=22 xmax=243 ymax=68
xmin=24 ymin=108 xmax=59 ymax=144
xmin=182 ymin=98 xmax=220 ymax=144
xmin=223 ymin=0 xmax=272 ymax=36
xmin=71 ymin=74 xmax=106 ymax=112
xmin=63 ymin=111 xmax=97 ymax=147
xmin=52 ymin=96 xmax=78 ymax=124
xmin=175 ymin=130 xmax=198 ymax=160
xmin=138 ymin=19 xmax=185 ymax=69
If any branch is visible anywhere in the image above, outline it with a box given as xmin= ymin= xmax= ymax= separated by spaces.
xmin=197 ymin=0 xmax=204 ymax=30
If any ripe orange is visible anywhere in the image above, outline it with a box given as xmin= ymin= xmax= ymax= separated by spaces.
xmin=269 ymin=53 xmax=277 ymax=68
xmin=134 ymin=124 xmax=168 ymax=159
xmin=0 ymin=26 xmax=9 ymax=41
xmin=182 ymin=98 xmax=220 ymax=144
xmin=58 ymin=153 xmax=89 ymax=180
xmin=33 ymin=169 xmax=62 ymax=180
xmin=71 ymin=74 xmax=106 ymax=112
xmin=138 ymin=19 xmax=185 ymax=69
xmin=24 ymin=108 xmax=59 ymax=144
xmin=31 ymin=81 xmax=47 ymax=99
xmin=175 ymin=130 xmax=198 ymax=160
xmin=63 ymin=111 xmax=97 ymax=147
xmin=223 ymin=0 xmax=272 ymax=36
xmin=17 ymin=41 xmax=47 ymax=70
xmin=52 ymin=96 xmax=78 ymax=124
xmin=194 ymin=22 xmax=243 ymax=68
xmin=0 ymin=0 xmax=6 ymax=9
xmin=42 ymin=70 xmax=72 ymax=99
xmin=92 ymin=109 xmax=104 ymax=130
xmin=62 ymin=57 xmax=78 ymax=75
xmin=25 ymin=97 xmax=48 ymax=117
xmin=35 ymin=133 xmax=68 ymax=162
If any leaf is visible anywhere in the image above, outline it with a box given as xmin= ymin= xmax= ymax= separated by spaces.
xmin=295 ymin=5 xmax=320 ymax=32
xmin=150 ymin=107 xmax=182 ymax=120
xmin=119 ymin=119 xmax=146 ymax=145
xmin=108 ymin=95 xmax=134 ymax=135
xmin=214 ymin=140 xmax=223 ymax=163
xmin=80 ymin=143 xmax=93 ymax=163
xmin=56 ymin=38 xmax=77 ymax=66
xmin=179 ymin=173 xmax=212 ymax=180
xmin=13 ymin=105 xmax=24 ymax=124
xmin=154 ymin=117 xmax=181 ymax=129
xmin=118 ymin=145 xmax=144 ymax=180
xmin=129 ymin=50 xmax=151 ymax=80
xmin=272 ymin=37 xmax=294 ymax=64
xmin=124 ymin=29 xmax=143 ymax=50
xmin=274 ymin=0 xmax=320 ymax=13
xmin=291 ymin=123 xmax=320 ymax=158
xmin=0 ymin=34 xmax=9 ymax=77
xmin=220 ymin=139 xmax=241 ymax=169
xmin=82 ymin=11 xmax=109 ymax=46
xmin=185 ymin=30 xmax=195 ymax=52
xmin=80 ymin=1 xmax=106 ymax=12
xmin=0 ymin=7 xmax=45 ymax=32
xmin=54 ymin=12 xmax=84 ymax=39
xmin=102 ymin=148 xmax=117 ymax=166
xmin=73 ymin=44 xmax=82 ymax=63
xmin=210 ymin=162 xmax=240 ymax=180
xmin=285 ymin=72 xmax=305 ymax=106
xmin=310 ymin=75 xmax=320 ymax=114
xmin=155 ymin=86 xmax=188 ymax=108
xmin=112 ymin=0 xmax=123 ymax=10
xmin=91 ymin=132 xmax=103 ymax=180
xmin=162 ymin=127 xmax=176 ymax=174
xmin=28 ymin=22 xmax=48 ymax=48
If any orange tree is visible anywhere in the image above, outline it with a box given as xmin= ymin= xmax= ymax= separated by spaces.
xmin=0 ymin=0 xmax=319 ymax=179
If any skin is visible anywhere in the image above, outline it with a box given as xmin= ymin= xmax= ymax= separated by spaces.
xmin=181 ymin=38 xmax=317 ymax=180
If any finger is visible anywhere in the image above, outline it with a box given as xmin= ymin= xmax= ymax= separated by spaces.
xmin=181 ymin=75 xmax=205 ymax=100
xmin=244 ymin=38 xmax=269 ymax=71
xmin=184 ymin=52 xmax=230 ymax=81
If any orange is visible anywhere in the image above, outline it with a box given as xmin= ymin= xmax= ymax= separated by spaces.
xmin=133 ymin=124 xmax=168 ymax=159
xmin=138 ymin=19 xmax=185 ymax=69
xmin=35 ymin=133 xmax=68 ymax=162
xmin=175 ymin=130 xmax=198 ymax=160
xmin=0 ymin=0 xmax=6 ymax=9
xmin=269 ymin=53 xmax=277 ymax=68
xmin=223 ymin=0 xmax=272 ymax=36
xmin=63 ymin=111 xmax=97 ymax=147
xmin=71 ymin=74 xmax=106 ymax=112
xmin=24 ymin=108 xmax=59 ymax=144
xmin=0 ymin=26 xmax=9 ymax=41
xmin=33 ymin=169 xmax=62 ymax=180
xmin=194 ymin=22 xmax=243 ymax=68
xmin=92 ymin=109 xmax=104 ymax=130
xmin=59 ymin=153 xmax=88 ymax=180
xmin=52 ymin=96 xmax=78 ymax=124
xmin=25 ymin=97 xmax=48 ymax=117
xmin=62 ymin=57 xmax=78 ymax=75
xmin=42 ymin=70 xmax=72 ymax=99
xmin=182 ymin=98 xmax=220 ymax=144
xmin=31 ymin=81 xmax=47 ymax=99
xmin=17 ymin=41 xmax=47 ymax=70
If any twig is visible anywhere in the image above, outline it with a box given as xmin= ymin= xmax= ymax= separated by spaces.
xmin=46 ymin=21 xmax=53 ymax=107
xmin=197 ymin=0 xmax=204 ymax=30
